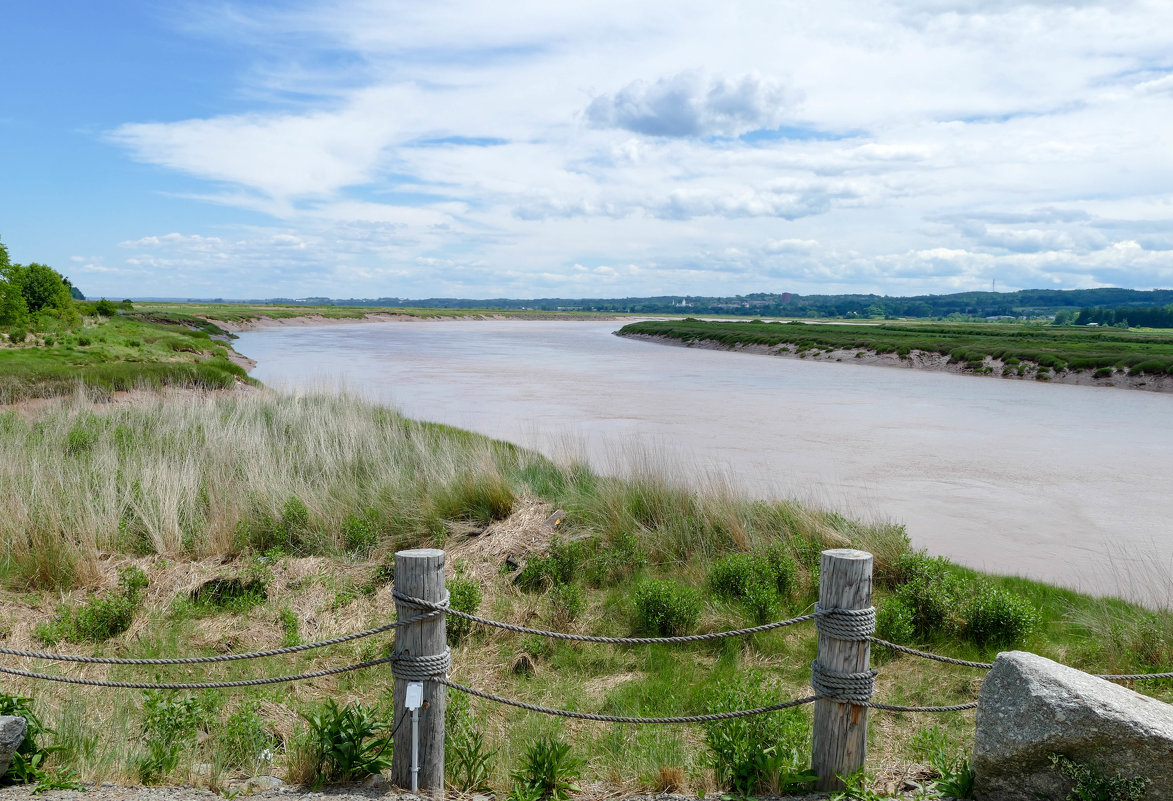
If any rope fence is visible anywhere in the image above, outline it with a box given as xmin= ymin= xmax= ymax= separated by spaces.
xmin=2 ymin=547 xmax=1169 ymax=791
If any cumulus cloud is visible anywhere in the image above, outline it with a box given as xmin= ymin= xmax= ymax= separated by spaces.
xmin=586 ymin=71 xmax=795 ymax=137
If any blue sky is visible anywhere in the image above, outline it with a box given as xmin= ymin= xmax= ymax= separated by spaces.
xmin=2 ymin=1 xmax=1173 ymax=300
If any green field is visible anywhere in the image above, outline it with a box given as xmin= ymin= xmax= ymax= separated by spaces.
xmin=0 ymin=305 xmax=249 ymax=404
xmin=618 ymin=318 xmax=1173 ymax=377
xmin=136 ymin=301 xmax=622 ymax=324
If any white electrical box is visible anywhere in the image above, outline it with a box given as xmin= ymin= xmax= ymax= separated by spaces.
xmin=405 ymin=682 xmax=424 ymax=710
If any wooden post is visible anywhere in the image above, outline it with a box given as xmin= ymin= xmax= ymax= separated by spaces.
xmin=812 ymin=548 xmax=873 ymax=791
xmin=392 ymin=548 xmax=447 ymax=792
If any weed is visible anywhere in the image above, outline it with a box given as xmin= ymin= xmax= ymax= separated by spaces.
xmin=963 ymin=583 xmax=1039 ymax=648
xmin=548 ymin=582 xmax=585 ymax=625
xmin=136 ymin=691 xmax=215 ymax=783
xmin=702 ymin=673 xmax=813 ymax=796
xmin=278 ymin=606 xmax=300 ymax=647
xmin=299 ymin=700 xmax=392 ymax=788
xmin=219 ymin=699 xmax=276 ymax=772
xmin=1049 ymin=754 xmax=1149 ymax=801
xmin=509 ymin=735 xmax=582 ymax=801
xmin=0 ymin=692 xmax=84 ymax=792
xmin=829 ymin=769 xmax=885 ymax=800
xmin=36 ymin=565 xmax=148 ymax=644
xmin=446 ymin=693 xmax=496 ymax=792
xmin=342 ymin=514 xmax=377 ymax=556
xmin=447 ymin=567 xmax=483 ymax=644
xmin=632 ymin=579 xmax=702 ymax=636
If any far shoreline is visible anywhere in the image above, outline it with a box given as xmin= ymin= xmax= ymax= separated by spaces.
xmin=617 ymin=331 xmax=1173 ymax=394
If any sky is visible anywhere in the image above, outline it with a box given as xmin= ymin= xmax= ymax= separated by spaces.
xmin=2 ymin=1 xmax=1173 ymax=300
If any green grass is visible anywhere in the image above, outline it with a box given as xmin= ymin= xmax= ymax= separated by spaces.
xmin=618 ymin=318 xmax=1173 ymax=377
xmin=0 ymin=308 xmax=248 ymax=403
xmin=0 ymin=391 xmax=1168 ymax=797
xmin=134 ymin=300 xmax=622 ymax=324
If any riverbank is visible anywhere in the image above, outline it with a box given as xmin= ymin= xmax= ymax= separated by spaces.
xmin=619 ymin=332 xmax=1173 ymax=393
xmin=0 ymin=389 xmax=1169 ymax=799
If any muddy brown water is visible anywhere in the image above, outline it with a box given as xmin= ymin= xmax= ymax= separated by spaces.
xmin=235 ymin=320 xmax=1173 ymax=605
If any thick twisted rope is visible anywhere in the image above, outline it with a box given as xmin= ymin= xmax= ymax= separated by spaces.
xmin=393 ymin=590 xmax=823 ymax=643
xmin=0 ymin=609 xmax=441 ymax=666
xmin=815 ymin=605 xmax=876 ymax=641
xmin=389 ymin=650 xmax=451 ymax=681
xmin=0 ymin=657 xmax=393 ymax=690
xmin=810 ymin=661 xmax=876 ymax=704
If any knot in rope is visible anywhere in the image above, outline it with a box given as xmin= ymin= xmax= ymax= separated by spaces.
xmin=810 ymin=660 xmax=876 ymax=704
xmin=392 ymin=589 xmax=451 ymax=613
xmin=814 ymin=605 xmax=876 ymax=641
xmin=389 ymin=649 xmax=451 ymax=681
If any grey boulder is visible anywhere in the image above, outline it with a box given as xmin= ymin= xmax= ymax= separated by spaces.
xmin=0 ymin=716 xmax=27 ymax=777
xmin=972 ymin=651 xmax=1173 ymax=800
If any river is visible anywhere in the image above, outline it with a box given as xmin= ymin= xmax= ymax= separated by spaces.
xmin=234 ymin=319 xmax=1173 ymax=605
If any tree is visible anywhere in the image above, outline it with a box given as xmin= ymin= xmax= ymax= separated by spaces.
xmin=19 ymin=263 xmax=73 ymax=314
xmin=0 ymin=239 xmax=29 ymax=327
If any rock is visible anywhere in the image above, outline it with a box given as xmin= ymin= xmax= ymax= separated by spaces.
xmin=972 ymin=651 xmax=1173 ymax=800
xmin=361 ymin=773 xmax=389 ymax=791
xmin=0 ymin=716 xmax=27 ymax=777
xmin=248 ymin=775 xmax=284 ymax=792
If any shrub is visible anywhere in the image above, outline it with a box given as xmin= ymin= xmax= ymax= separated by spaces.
xmin=298 ymin=700 xmax=393 ymax=788
xmin=963 ymin=584 xmax=1038 ymax=648
xmin=37 ymin=565 xmax=148 ymax=644
xmin=137 ymin=691 xmax=215 ymax=783
xmin=708 ymin=546 xmax=799 ymax=624
xmin=342 ymin=513 xmax=377 ymax=556
xmin=633 ymin=578 xmax=702 ymax=636
xmin=509 ymin=735 xmax=582 ymax=801
xmin=76 ymin=335 xmax=91 ymax=346
xmin=278 ymin=606 xmax=300 ymax=647
xmin=219 ymin=699 xmax=275 ymax=771
xmin=94 ymin=299 xmax=116 ymax=316
xmin=447 ymin=569 xmax=483 ymax=644
xmin=1094 ymin=367 xmax=1114 ymax=379
xmin=875 ymin=596 xmax=916 ymax=644
xmin=703 ymin=674 xmax=814 ymax=796
xmin=549 ymin=582 xmax=585 ymax=624
xmin=7 ymin=328 xmax=27 ymax=344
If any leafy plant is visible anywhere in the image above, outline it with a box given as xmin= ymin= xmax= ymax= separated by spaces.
xmin=509 ymin=735 xmax=582 ymax=801
xmin=548 ymin=582 xmax=585 ymax=624
xmin=136 ymin=691 xmax=215 ymax=784
xmin=219 ymin=699 xmax=275 ymax=771
xmin=299 ymin=700 xmax=392 ymax=788
xmin=0 ymin=693 xmax=83 ymax=793
xmin=342 ymin=513 xmax=377 ymax=556
xmin=702 ymin=674 xmax=813 ymax=797
xmin=36 ymin=565 xmax=148 ymax=644
xmin=632 ymin=578 xmax=702 ymax=636
xmin=277 ymin=606 xmax=300 ymax=647
xmin=829 ymin=769 xmax=885 ymax=800
xmin=447 ymin=567 xmax=483 ymax=644
xmin=963 ymin=583 xmax=1038 ymax=648
xmin=1049 ymin=754 xmax=1149 ymax=801
xmin=446 ymin=692 xmax=495 ymax=792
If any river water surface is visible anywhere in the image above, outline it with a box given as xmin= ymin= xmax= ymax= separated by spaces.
xmin=235 ymin=320 xmax=1173 ymax=604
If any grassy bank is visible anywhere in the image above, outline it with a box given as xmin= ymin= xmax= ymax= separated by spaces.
xmin=136 ymin=301 xmax=622 ymax=325
xmin=618 ymin=319 xmax=1173 ymax=379
xmin=0 ymin=391 xmax=1169 ymax=797
xmin=0 ymin=306 xmax=249 ymax=404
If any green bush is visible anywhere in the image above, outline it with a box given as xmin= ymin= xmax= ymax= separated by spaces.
xmin=703 ymin=674 xmax=814 ymax=796
xmin=342 ymin=513 xmax=377 ymax=555
xmin=509 ymin=735 xmax=582 ymax=801
xmin=278 ymin=606 xmax=300 ymax=647
xmin=299 ymin=700 xmax=393 ymax=788
xmin=887 ymin=553 xmax=960 ymax=640
xmin=37 ymin=565 xmax=148 ymax=644
xmin=219 ymin=699 xmax=275 ymax=771
xmin=94 ymin=299 xmax=116 ymax=316
xmin=963 ymin=584 xmax=1038 ymax=648
xmin=447 ymin=569 xmax=483 ymax=644
xmin=707 ymin=546 xmax=799 ymax=624
xmin=632 ymin=578 xmax=702 ymax=636
xmin=875 ymin=597 xmax=916 ymax=644
xmin=7 ymin=328 xmax=27 ymax=344
xmin=549 ymin=582 xmax=585 ymax=624
xmin=136 ymin=691 xmax=215 ymax=783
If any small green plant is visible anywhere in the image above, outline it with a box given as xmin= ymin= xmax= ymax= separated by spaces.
xmin=299 ymin=700 xmax=392 ymax=788
xmin=548 ymin=582 xmax=585 ymax=624
xmin=278 ymin=606 xmax=300 ymax=647
xmin=219 ymin=699 xmax=276 ymax=772
xmin=933 ymin=757 xmax=976 ymax=799
xmin=342 ymin=513 xmax=377 ymax=556
xmin=94 ymin=299 xmax=116 ymax=316
xmin=0 ymin=693 xmax=84 ymax=793
xmin=446 ymin=692 xmax=495 ymax=792
xmin=632 ymin=578 xmax=702 ymax=636
xmin=962 ymin=583 xmax=1038 ymax=648
xmin=703 ymin=673 xmax=813 ymax=796
xmin=447 ymin=567 xmax=483 ymax=644
xmin=707 ymin=546 xmax=797 ymax=624
xmin=1049 ymin=754 xmax=1149 ymax=801
xmin=8 ymin=327 xmax=27 ymax=344
xmin=829 ymin=768 xmax=885 ymax=800
xmin=509 ymin=735 xmax=582 ymax=801
xmin=36 ymin=565 xmax=148 ymax=644
xmin=136 ymin=691 xmax=215 ymax=783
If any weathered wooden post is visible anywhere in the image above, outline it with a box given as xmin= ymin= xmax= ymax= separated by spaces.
xmin=392 ymin=548 xmax=447 ymax=792
xmin=811 ymin=548 xmax=874 ymax=790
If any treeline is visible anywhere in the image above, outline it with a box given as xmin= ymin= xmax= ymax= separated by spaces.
xmin=239 ymin=287 xmax=1173 ymax=321
xmin=0 ymin=237 xmax=85 ymax=335
xmin=1058 ymin=305 xmax=1173 ymax=328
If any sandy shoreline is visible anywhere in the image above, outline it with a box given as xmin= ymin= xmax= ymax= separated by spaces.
xmin=618 ymin=332 xmax=1173 ymax=394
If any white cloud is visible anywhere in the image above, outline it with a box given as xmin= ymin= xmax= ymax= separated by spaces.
xmin=75 ymin=0 xmax=1173 ymax=298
